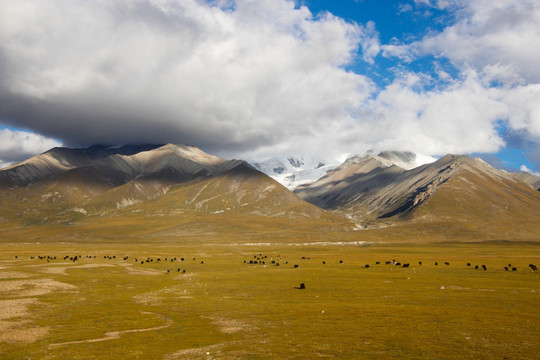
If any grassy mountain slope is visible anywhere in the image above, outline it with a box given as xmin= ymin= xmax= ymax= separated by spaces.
xmin=406 ymin=166 xmax=540 ymax=240
xmin=0 ymin=162 xmax=354 ymax=243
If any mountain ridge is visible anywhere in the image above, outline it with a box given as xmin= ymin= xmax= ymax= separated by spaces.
xmin=0 ymin=143 xmax=252 ymax=189
xmin=294 ymin=153 xmax=540 ymax=225
xmin=0 ymin=144 xmax=164 ymax=188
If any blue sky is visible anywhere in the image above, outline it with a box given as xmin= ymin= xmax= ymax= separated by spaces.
xmin=304 ymin=0 xmax=451 ymax=42
xmin=305 ymin=0 xmax=540 ymax=172
xmin=0 ymin=0 xmax=539 ymax=173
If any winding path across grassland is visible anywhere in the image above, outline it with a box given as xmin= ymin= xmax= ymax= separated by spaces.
xmin=48 ymin=318 xmax=173 ymax=348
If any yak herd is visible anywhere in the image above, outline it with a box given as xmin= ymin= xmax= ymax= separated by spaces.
xmin=17 ymin=253 xmax=538 ymax=276
xmin=241 ymin=254 xmax=540 ymax=277
xmin=24 ymin=254 xmax=192 ymax=274
xmin=242 ymin=253 xmax=539 ymax=273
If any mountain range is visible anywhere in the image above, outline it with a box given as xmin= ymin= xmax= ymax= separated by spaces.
xmin=1 ymin=143 xmax=539 ymax=243
xmin=248 ymin=151 xmax=436 ymax=189
xmin=294 ymin=153 xmax=540 ymax=236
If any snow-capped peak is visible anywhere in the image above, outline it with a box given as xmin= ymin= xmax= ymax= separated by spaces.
xmin=250 ymin=151 xmax=437 ymax=189
xmin=249 ymin=156 xmax=337 ymax=190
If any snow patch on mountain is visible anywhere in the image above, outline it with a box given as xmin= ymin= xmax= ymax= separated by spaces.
xmin=250 ymin=152 xmax=437 ymax=190
xmin=249 ymin=156 xmax=338 ymax=190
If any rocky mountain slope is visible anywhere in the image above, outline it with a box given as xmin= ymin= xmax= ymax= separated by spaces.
xmin=514 ymin=172 xmax=540 ymax=190
xmin=295 ymin=153 xmax=540 ymax=231
xmin=0 ymin=144 xmax=163 ymax=188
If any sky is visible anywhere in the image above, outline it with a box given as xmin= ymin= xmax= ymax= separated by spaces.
xmin=0 ymin=0 xmax=539 ymax=173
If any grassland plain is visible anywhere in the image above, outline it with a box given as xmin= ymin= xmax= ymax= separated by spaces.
xmin=1 ymin=241 xmax=539 ymax=359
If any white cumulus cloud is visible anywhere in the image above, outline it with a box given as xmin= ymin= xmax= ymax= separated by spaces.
xmin=379 ymin=0 xmax=540 ymax=170
xmin=0 ymin=128 xmax=62 ymax=168
xmin=0 ymin=0 xmax=377 ymax=162
xmin=350 ymin=70 xmax=506 ymax=156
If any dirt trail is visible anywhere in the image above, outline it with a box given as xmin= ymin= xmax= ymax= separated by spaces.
xmin=48 ymin=319 xmax=173 ymax=348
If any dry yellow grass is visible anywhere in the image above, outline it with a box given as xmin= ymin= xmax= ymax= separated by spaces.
xmin=1 ymin=241 xmax=539 ymax=359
